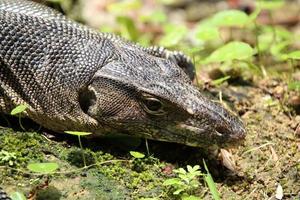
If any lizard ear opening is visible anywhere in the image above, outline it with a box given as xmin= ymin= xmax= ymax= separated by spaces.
xmin=78 ymin=86 xmax=97 ymax=115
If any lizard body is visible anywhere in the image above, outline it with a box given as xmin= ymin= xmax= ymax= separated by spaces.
xmin=0 ymin=1 xmax=246 ymax=198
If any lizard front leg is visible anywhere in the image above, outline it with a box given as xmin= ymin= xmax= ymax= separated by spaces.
xmin=141 ymin=46 xmax=195 ymax=80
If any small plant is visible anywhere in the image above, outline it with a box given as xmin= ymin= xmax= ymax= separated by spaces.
xmin=130 ymin=151 xmax=146 ymax=172
xmin=163 ymin=165 xmax=202 ymax=199
xmin=26 ymin=162 xmax=59 ymax=199
xmin=10 ymin=104 xmax=28 ymax=130
xmin=0 ymin=150 xmax=16 ymax=166
xmin=64 ymin=131 xmax=92 ymax=167
xmin=163 ymin=163 xmax=220 ymax=200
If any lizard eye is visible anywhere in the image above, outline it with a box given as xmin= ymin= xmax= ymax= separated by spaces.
xmin=142 ymin=95 xmax=166 ymax=115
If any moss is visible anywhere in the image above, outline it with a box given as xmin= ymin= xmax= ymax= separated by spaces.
xmin=36 ymin=186 xmax=62 ymax=200
xmin=0 ymin=127 xmax=167 ymax=198
xmin=66 ymin=149 xmax=95 ymax=167
xmin=0 ymin=128 xmax=45 ymax=167
xmin=81 ymin=169 xmax=128 ymax=200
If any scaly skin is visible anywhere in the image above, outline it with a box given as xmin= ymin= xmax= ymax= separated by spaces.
xmin=0 ymin=1 xmax=246 ymax=198
xmin=0 ymin=188 xmax=10 ymax=200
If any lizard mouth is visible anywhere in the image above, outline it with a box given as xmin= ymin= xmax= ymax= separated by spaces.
xmin=145 ymin=123 xmax=245 ymax=150
xmin=174 ymin=116 xmax=246 ymax=148
xmin=96 ymin=118 xmax=245 ymax=148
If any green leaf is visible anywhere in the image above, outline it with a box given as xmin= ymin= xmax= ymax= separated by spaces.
xmin=211 ymin=76 xmax=231 ymax=86
xmin=27 ymin=162 xmax=59 ymax=174
xmin=189 ymin=165 xmax=200 ymax=173
xmin=175 ymin=167 xmax=187 ymax=174
xmin=249 ymin=8 xmax=261 ymax=21
xmin=159 ymin=24 xmax=187 ymax=47
xmin=190 ymin=180 xmax=200 ymax=188
xmin=274 ymin=26 xmax=293 ymax=40
xmin=10 ymin=104 xmax=28 ymax=115
xmin=256 ymin=0 xmax=285 ymax=10
xmin=173 ymin=188 xmax=184 ymax=195
xmin=204 ymin=41 xmax=255 ymax=63
xmin=129 ymin=151 xmax=145 ymax=159
xmin=182 ymin=195 xmax=202 ymax=200
xmin=107 ymin=0 xmax=141 ymax=13
xmin=204 ymin=174 xmax=220 ymax=200
xmin=270 ymin=41 xmax=290 ymax=58
xmin=257 ymin=32 xmax=274 ymax=52
xmin=64 ymin=131 xmax=93 ymax=136
xmin=140 ymin=10 xmax=167 ymax=24
xmin=212 ymin=10 xmax=250 ymax=27
xmin=187 ymin=165 xmax=193 ymax=172
xmin=195 ymin=25 xmax=220 ymax=41
xmin=288 ymin=81 xmax=300 ymax=91
xmin=203 ymin=161 xmax=221 ymax=200
xmin=163 ymin=178 xmax=183 ymax=186
xmin=10 ymin=192 xmax=26 ymax=200
xmin=117 ymin=16 xmax=139 ymax=41
xmin=178 ymin=174 xmax=190 ymax=183
xmin=283 ymin=51 xmax=300 ymax=60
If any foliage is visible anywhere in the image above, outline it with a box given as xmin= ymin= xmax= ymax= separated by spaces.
xmin=0 ymin=150 xmax=16 ymax=166
xmin=27 ymin=162 xmax=59 ymax=174
xmin=10 ymin=104 xmax=28 ymax=115
xmin=107 ymin=0 xmax=141 ymax=14
xmin=163 ymin=165 xmax=202 ymax=199
xmin=163 ymin=163 xmax=221 ymax=200
xmin=48 ymin=0 xmax=299 ymax=81
xmin=130 ymin=151 xmax=145 ymax=159
xmin=195 ymin=25 xmax=220 ymax=42
xmin=10 ymin=104 xmax=28 ymax=130
xmin=64 ymin=131 xmax=92 ymax=167
xmin=211 ymin=10 xmax=250 ymax=27
xmin=288 ymin=81 xmax=300 ymax=91
xmin=0 ymin=131 xmax=45 ymax=167
xmin=256 ymin=0 xmax=285 ymax=10
xmin=10 ymin=192 xmax=26 ymax=200
xmin=283 ymin=51 xmax=300 ymax=60
xmin=64 ymin=131 xmax=92 ymax=136
xmin=159 ymin=24 xmax=188 ymax=47
xmin=129 ymin=151 xmax=154 ymax=172
xmin=117 ymin=16 xmax=139 ymax=42
xmin=203 ymin=161 xmax=220 ymax=200
xmin=203 ymin=41 xmax=255 ymax=64
xmin=67 ymin=149 xmax=95 ymax=168
xmin=211 ymin=76 xmax=231 ymax=86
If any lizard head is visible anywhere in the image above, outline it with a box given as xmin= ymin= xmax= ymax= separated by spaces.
xmin=79 ymin=47 xmax=246 ymax=148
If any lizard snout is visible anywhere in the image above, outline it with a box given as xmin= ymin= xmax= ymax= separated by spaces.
xmin=180 ymin=94 xmax=246 ymax=148
xmin=213 ymin=115 xmax=246 ymax=147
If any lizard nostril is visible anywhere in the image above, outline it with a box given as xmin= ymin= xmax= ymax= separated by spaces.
xmin=215 ymin=124 xmax=230 ymax=136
